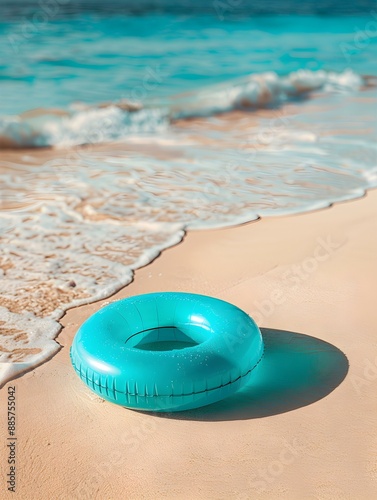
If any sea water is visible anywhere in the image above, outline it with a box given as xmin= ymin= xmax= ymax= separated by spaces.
xmin=0 ymin=0 xmax=376 ymax=384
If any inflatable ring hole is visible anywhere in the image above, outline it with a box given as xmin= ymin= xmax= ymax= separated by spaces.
xmin=125 ymin=326 xmax=203 ymax=352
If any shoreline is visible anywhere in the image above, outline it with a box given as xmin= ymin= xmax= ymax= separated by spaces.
xmin=1 ymin=183 xmax=372 ymax=389
xmin=1 ymin=188 xmax=376 ymax=498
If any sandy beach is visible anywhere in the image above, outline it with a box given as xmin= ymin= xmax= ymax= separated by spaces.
xmin=1 ymin=2 xmax=377 ymax=498
xmin=1 ymin=188 xmax=376 ymax=499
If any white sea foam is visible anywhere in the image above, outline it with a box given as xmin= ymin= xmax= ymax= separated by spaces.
xmin=0 ymin=106 xmax=169 ymax=149
xmin=0 ymin=307 xmax=62 ymax=386
xmin=169 ymin=69 xmax=364 ymax=119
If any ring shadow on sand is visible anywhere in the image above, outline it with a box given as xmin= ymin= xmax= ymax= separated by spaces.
xmin=149 ymin=328 xmax=349 ymax=421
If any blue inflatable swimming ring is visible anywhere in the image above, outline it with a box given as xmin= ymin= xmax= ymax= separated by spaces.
xmin=70 ymin=292 xmax=264 ymax=412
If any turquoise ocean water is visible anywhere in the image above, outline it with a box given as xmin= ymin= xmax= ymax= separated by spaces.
xmin=0 ymin=1 xmax=376 ymax=382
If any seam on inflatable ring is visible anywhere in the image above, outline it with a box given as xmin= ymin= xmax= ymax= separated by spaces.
xmin=70 ymin=346 xmax=264 ymax=399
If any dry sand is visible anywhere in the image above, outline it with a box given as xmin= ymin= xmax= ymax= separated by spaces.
xmin=1 ymin=190 xmax=377 ymax=499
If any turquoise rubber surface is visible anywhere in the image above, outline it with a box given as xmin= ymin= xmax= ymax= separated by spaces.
xmin=70 ymin=292 xmax=264 ymax=412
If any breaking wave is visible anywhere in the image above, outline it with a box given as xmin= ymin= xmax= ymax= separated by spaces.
xmin=0 ymin=69 xmax=369 ymax=149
